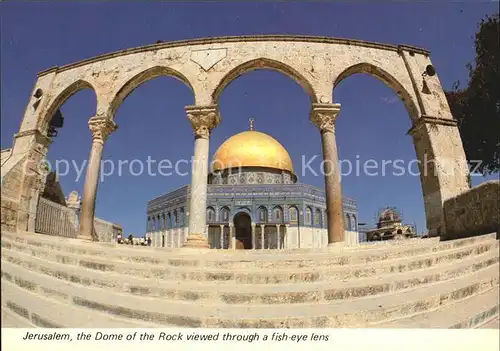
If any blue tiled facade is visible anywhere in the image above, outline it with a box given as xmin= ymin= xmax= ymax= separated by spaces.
xmin=146 ymin=183 xmax=358 ymax=232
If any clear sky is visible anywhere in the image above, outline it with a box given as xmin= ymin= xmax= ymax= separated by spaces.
xmin=1 ymin=2 xmax=498 ymax=236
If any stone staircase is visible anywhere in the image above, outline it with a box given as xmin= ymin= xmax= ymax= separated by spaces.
xmin=1 ymin=230 xmax=499 ymax=328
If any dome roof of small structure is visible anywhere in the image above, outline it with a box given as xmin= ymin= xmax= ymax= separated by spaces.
xmin=378 ymin=208 xmax=401 ymax=223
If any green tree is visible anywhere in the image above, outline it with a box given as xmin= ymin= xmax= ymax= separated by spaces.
xmin=445 ymin=13 xmax=499 ymax=174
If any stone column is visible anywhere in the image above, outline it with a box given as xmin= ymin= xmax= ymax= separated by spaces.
xmin=275 ymin=225 xmax=280 ymax=249
xmin=183 ymin=105 xmax=220 ymax=248
xmin=409 ymin=117 xmax=470 ymax=237
xmin=219 ymin=225 xmax=224 ymax=249
xmin=310 ymin=103 xmax=345 ymax=246
xmin=205 ymin=225 xmax=210 ymax=248
xmin=229 ymin=224 xmax=235 ymax=250
xmin=260 ymin=225 xmax=265 ymax=249
xmin=79 ymin=116 xmax=117 ymax=241
xmin=284 ymin=224 xmax=289 ymax=249
xmin=251 ymin=223 xmax=256 ymax=250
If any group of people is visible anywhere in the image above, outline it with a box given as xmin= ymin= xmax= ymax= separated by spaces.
xmin=116 ymin=233 xmax=152 ymax=246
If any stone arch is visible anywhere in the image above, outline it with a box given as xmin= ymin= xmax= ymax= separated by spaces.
xmin=107 ymin=66 xmax=195 ymax=118
xmin=39 ymin=79 xmax=97 ymax=130
xmin=352 ymin=214 xmax=357 ymax=231
xmin=211 ymin=57 xmax=318 ymax=104
xmin=333 ymin=62 xmax=419 ymax=121
xmin=232 ymin=208 xmax=255 ymax=224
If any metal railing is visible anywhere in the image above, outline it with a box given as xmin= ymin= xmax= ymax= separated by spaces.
xmin=35 ymin=197 xmax=78 ymax=238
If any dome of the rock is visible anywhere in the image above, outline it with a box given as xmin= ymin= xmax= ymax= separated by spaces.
xmin=211 ymin=130 xmax=295 ymax=174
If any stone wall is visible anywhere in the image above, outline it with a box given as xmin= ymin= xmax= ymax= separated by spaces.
xmin=1 ymin=155 xmax=27 ymax=232
xmin=41 ymin=172 xmax=66 ymax=206
xmin=94 ymin=218 xmax=118 ymax=243
xmin=443 ymin=180 xmax=499 ymax=240
xmin=1 ymin=148 xmax=12 ymax=166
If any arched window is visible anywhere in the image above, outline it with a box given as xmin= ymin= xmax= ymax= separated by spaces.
xmin=206 ymin=207 xmax=215 ymax=223
xmin=273 ymin=206 xmax=283 ymax=223
xmin=289 ymin=206 xmax=298 ymax=222
xmin=172 ymin=210 xmax=178 ymax=228
xmin=166 ymin=212 xmax=171 ymax=230
xmin=161 ymin=213 xmax=166 ymax=231
xmin=305 ymin=207 xmax=312 ymax=225
xmin=177 ymin=208 xmax=183 ymax=227
xmin=258 ymin=206 xmax=268 ymax=223
xmin=314 ymin=208 xmax=322 ymax=226
xmin=352 ymin=214 xmax=357 ymax=231
xmin=220 ymin=207 xmax=230 ymax=222
xmin=345 ymin=213 xmax=352 ymax=231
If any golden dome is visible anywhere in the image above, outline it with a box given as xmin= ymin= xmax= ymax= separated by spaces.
xmin=212 ymin=130 xmax=294 ymax=174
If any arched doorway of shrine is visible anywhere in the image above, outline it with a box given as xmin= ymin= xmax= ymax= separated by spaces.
xmin=233 ymin=212 xmax=252 ymax=249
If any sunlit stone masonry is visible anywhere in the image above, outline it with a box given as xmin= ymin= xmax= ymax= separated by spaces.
xmin=1 ymin=35 xmax=498 ymax=329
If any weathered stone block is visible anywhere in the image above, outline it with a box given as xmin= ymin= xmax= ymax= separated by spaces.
xmin=443 ymin=181 xmax=500 ymax=240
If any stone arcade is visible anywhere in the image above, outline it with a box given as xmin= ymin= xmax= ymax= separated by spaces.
xmin=1 ymin=35 xmax=471 ymax=245
xmin=1 ymin=36 xmax=498 ymax=329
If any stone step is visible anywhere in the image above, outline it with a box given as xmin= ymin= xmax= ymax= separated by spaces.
xmin=2 ymin=236 xmax=497 ymax=284
xmin=1 ymin=258 xmax=498 ymax=327
xmin=478 ymin=316 xmax=499 ymax=329
xmin=375 ymin=287 xmax=499 ymax=328
xmin=2 ymin=232 xmax=499 ymax=283
xmin=2 ymin=244 xmax=498 ymax=304
xmin=1 ymin=299 xmax=36 ymax=327
xmin=1 ymin=278 xmax=162 ymax=328
xmin=2 ymin=231 xmax=497 ymax=269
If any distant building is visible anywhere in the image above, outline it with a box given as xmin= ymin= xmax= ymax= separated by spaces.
xmin=365 ymin=207 xmax=416 ymax=241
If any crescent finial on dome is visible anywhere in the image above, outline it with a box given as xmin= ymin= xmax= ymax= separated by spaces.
xmin=249 ymin=118 xmax=255 ymax=131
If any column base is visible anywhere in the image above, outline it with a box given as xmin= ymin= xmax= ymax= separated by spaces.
xmin=183 ymin=233 xmax=210 ymax=249
xmin=77 ymin=235 xmax=94 ymax=241
xmin=327 ymin=242 xmax=345 ymax=250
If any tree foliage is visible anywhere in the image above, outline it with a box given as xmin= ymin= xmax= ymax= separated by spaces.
xmin=445 ymin=13 xmax=499 ymax=174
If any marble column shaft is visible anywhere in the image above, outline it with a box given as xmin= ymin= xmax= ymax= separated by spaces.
xmin=183 ymin=105 xmax=220 ymax=248
xmin=219 ymin=225 xmax=224 ymax=249
xmin=310 ymin=103 xmax=345 ymax=245
xmin=229 ymin=225 xmax=235 ymax=250
xmin=260 ymin=225 xmax=265 ymax=249
xmin=275 ymin=225 xmax=280 ymax=249
xmin=251 ymin=224 xmax=256 ymax=250
xmin=79 ymin=116 xmax=117 ymax=240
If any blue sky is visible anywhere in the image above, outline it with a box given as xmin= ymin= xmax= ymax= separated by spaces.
xmin=1 ymin=2 xmax=498 ymax=235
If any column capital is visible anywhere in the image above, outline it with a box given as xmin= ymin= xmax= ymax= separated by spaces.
xmin=309 ymin=103 xmax=341 ymax=133
xmin=186 ymin=105 xmax=221 ymax=139
xmin=88 ymin=116 xmax=117 ymax=144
